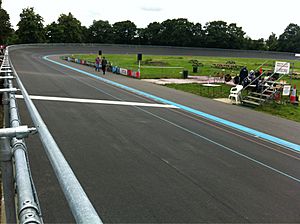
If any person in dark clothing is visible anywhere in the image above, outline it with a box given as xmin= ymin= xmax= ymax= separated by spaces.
xmin=254 ymin=70 xmax=264 ymax=92
xmin=239 ymin=66 xmax=248 ymax=86
xmin=233 ymin=75 xmax=240 ymax=85
xmin=101 ymin=57 xmax=107 ymax=75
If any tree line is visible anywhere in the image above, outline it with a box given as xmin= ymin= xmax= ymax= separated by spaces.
xmin=1 ymin=5 xmax=300 ymax=53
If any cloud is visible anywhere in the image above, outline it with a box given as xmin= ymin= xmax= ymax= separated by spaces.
xmin=141 ymin=6 xmax=162 ymax=12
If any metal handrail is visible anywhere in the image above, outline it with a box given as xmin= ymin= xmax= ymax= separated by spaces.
xmin=1 ymin=51 xmax=42 ymax=223
xmin=6 ymin=47 xmax=103 ymax=223
xmin=243 ymin=61 xmax=289 ymax=91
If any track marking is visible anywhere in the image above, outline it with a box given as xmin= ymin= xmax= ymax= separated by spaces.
xmin=15 ymin=95 xmax=179 ymax=109
xmin=43 ymin=55 xmax=300 ymax=153
xmin=171 ymin=108 xmax=300 ymax=160
xmin=36 ymin=55 xmax=300 ymax=184
xmin=136 ymin=106 xmax=300 ymax=184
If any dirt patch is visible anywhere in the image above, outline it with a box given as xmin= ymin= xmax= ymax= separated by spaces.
xmin=142 ymin=59 xmax=169 ymax=67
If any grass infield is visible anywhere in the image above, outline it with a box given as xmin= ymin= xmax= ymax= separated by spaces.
xmin=72 ymin=54 xmax=300 ymax=81
xmin=72 ymin=54 xmax=300 ymax=122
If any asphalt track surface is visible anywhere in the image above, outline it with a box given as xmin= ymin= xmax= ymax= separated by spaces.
xmin=9 ymin=45 xmax=300 ymax=223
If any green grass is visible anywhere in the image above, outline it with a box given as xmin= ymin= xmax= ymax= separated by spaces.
xmin=166 ymin=83 xmax=300 ymax=122
xmin=282 ymin=76 xmax=300 ymax=89
xmin=70 ymin=53 xmax=300 ymax=122
xmin=165 ymin=83 xmax=232 ymax=98
xmin=255 ymin=102 xmax=300 ymax=122
xmin=71 ymin=54 xmax=300 ymax=83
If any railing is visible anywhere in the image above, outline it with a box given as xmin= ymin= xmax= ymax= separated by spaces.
xmin=0 ymin=48 xmax=103 ymax=223
xmin=241 ymin=61 xmax=289 ymax=101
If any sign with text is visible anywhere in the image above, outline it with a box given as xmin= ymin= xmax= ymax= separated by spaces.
xmin=282 ymin=85 xmax=291 ymax=96
xmin=274 ymin=61 xmax=290 ymax=74
xmin=120 ymin=68 xmax=128 ymax=76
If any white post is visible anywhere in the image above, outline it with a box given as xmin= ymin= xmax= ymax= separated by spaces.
xmin=138 ymin=60 xmax=141 ymax=77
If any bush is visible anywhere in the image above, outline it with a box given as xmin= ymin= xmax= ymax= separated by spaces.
xmin=226 ymin=60 xmax=236 ymax=64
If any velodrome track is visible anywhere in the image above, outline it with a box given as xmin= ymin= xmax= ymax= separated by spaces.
xmin=9 ymin=45 xmax=300 ymax=223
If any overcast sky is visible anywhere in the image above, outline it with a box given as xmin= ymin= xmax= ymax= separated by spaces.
xmin=3 ymin=0 xmax=300 ymax=39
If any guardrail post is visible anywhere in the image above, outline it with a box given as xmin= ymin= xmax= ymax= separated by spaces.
xmin=0 ymin=137 xmax=17 ymax=223
xmin=1 ymin=50 xmax=42 ymax=223
xmin=5 ymin=46 xmax=103 ymax=223
xmin=9 ymin=87 xmax=42 ymax=224
xmin=1 ymin=56 xmax=17 ymax=223
xmin=8 ymin=47 xmax=103 ymax=223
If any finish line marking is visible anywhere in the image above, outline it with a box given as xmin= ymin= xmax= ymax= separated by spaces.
xmin=43 ymin=55 xmax=300 ymax=152
xmin=15 ymin=95 xmax=179 ymax=109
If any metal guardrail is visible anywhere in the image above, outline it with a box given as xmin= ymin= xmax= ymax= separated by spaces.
xmin=241 ymin=61 xmax=290 ymax=104
xmin=1 ymin=50 xmax=41 ymax=223
xmin=0 ymin=48 xmax=103 ymax=223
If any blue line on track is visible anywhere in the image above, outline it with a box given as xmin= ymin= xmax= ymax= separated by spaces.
xmin=44 ymin=55 xmax=300 ymax=152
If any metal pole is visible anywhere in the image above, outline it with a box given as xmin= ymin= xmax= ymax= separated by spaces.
xmin=2 ymin=50 xmax=42 ymax=223
xmin=0 ymin=137 xmax=17 ymax=223
xmin=1 ymin=53 xmax=17 ymax=224
xmin=290 ymin=62 xmax=294 ymax=85
xmin=8 ymin=48 xmax=102 ymax=223
xmin=9 ymin=86 xmax=42 ymax=224
xmin=138 ymin=60 xmax=141 ymax=77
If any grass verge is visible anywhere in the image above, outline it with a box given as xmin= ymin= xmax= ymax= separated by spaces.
xmin=72 ymin=54 xmax=300 ymax=122
xmin=71 ymin=54 xmax=300 ymax=84
xmin=165 ymin=83 xmax=232 ymax=98
xmin=166 ymin=83 xmax=300 ymax=122
xmin=255 ymin=102 xmax=300 ymax=122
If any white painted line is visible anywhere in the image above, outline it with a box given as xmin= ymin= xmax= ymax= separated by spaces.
xmin=141 ymin=66 xmax=184 ymax=69
xmin=15 ymin=95 xmax=179 ymax=109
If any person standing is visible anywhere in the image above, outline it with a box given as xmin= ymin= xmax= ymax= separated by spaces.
xmin=95 ymin=56 xmax=100 ymax=72
xmin=101 ymin=57 xmax=107 ymax=75
xmin=239 ymin=66 xmax=248 ymax=86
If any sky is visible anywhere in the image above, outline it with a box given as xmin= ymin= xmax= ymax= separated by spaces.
xmin=2 ymin=0 xmax=300 ymax=40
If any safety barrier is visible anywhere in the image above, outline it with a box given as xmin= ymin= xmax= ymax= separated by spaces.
xmin=64 ymin=56 xmax=141 ymax=78
xmin=0 ymin=48 xmax=103 ymax=223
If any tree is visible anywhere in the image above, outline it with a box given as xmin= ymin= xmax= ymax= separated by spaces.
xmin=266 ymin=33 xmax=278 ymax=51
xmin=88 ymin=20 xmax=113 ymax=43
xmin=191 ymin=22 xmax=204 ymax=47
xmin=159 ymin=18 xmax=195 ymax=47
xmin=277 ymin=23 xmax=300 ymax=52
xmin=45 ymin=13 xmax=84 ymax=43
xmin=227 ymin=23 xmax=245 ymax=49
xmin=112 ymin=20 xmax=137 ymax=44
xmin=203 ymin=21 xmax=230 ymax=48
xmin=58 ymin=13 xmax=84 ymax=43
xmin=203 ymin=21 xmax=246 ymax=49
xmin=81 ymin=25 xmax=89 ymax=43
xmin=139 ymin=22 xmax=163 ymax=45
xmin=16 ymin=7 xmax=45 ymax=43
xmin=45 ymin=22 xmax=63 ymax=43
xmin=244 ymin=37 xmax=266 ymax=50
xmin=6 ymin=31 xmax=19 ymax=45
xmin=0 ymin=0 xmax=13 ymax=44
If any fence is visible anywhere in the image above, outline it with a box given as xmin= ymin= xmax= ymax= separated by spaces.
xmin=64 ymin=56 xmax=141 ymax=78
xmin=0 ymin=48 xmax=103 ymax=223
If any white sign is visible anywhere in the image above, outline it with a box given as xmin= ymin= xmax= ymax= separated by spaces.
xmin=119 ymin=68 xmax=127 ymax=75
xmin=282 ymin=85 xmax=291 ymax=96
xmin=274 ymin=61 xmax=290 ymax=74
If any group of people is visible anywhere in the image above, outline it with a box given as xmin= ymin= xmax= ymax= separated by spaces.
xmin=95 ymin=56 xmax=108 ymax=74
xmin=234 ymin=66 xmax=261 ymax=88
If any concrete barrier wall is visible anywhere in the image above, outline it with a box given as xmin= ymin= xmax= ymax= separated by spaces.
xmin=9 ymin=43 xmax=299 ymax=60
